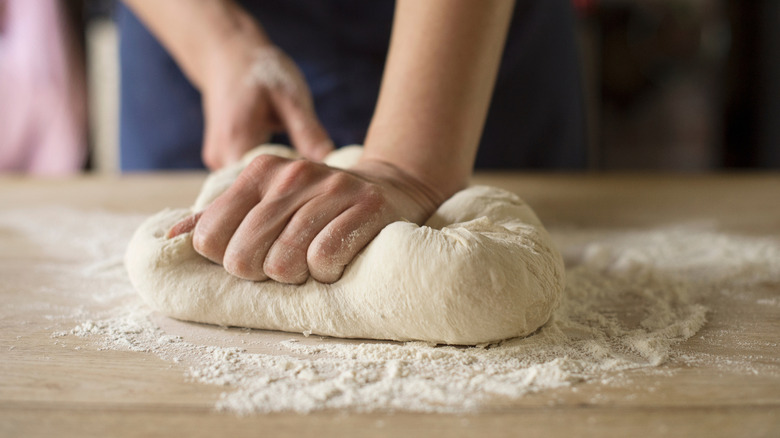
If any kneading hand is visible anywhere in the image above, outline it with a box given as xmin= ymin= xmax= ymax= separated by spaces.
xmin=168 ymin=155 xmax=444 ymax=284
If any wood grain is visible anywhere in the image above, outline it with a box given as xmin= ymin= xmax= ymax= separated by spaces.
xmin=1 ymin=173 xmax=778 ymax=437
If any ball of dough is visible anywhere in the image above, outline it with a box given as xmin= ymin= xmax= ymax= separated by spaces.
xmin=125 ymin=146 xmax=565 ymax=345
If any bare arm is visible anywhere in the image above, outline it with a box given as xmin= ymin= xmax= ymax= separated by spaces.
xmin=121 ymin=0 xmax=265 ymax=88
xmin=169 ymin=0 xmax=516 ymax=284
xmin=362 ymin=0 xmax=515 ymax=199
xmin=122 ymin=0 xmax=333 ymax=167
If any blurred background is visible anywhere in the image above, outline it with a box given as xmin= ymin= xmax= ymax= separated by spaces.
xmin=1 ymin=0 xmax=778 ymax=174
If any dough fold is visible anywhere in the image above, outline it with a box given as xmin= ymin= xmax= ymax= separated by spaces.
xmin=125 ymin=146 xmax=565 ymax=345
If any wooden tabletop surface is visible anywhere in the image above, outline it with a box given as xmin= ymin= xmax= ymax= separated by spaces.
xmin=1 ymin=172 xmax=779 ymax=437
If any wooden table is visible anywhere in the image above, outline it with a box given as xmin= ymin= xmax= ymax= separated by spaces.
xmin=1 ymin=173 xmax=779 ymax=437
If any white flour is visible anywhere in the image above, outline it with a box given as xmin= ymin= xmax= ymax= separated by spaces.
xmin=4 ymin=207 xmax=779 ymax=414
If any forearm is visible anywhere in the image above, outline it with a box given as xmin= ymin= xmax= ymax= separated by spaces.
xmin=121 ymin=0 xmax=269 ymax=89
xmin=363 ymin=0 xmax=515 ymax=199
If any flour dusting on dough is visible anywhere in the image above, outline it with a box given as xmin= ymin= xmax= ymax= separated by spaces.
xmin=126 ymin=146 xmax=566 ymax=345
xmin=8 ymin=207 xmax=778 ymax=414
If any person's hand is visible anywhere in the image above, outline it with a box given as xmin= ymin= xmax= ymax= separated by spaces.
xmin=167 ymin=155 xmax=444 ymax=284
xmin=200 ymin=44 xmax=333 ymax=169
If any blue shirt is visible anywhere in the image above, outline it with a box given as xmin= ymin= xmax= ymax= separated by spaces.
xmin=117 ymin=0 xmax=585 ymax=170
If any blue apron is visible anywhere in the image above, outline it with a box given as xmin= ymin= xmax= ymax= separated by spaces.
xmin=117 ymin=0 xmax=585 ymax=170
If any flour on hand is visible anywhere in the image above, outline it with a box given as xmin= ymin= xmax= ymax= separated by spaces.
xmin=125 ymin=146 xmax=565 ymax=345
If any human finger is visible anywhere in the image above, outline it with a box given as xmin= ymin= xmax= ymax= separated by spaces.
xmin=263 ymin=188 xmax=354 ymax=284
xmin=307 ymin=200 xmax=389 ymax=283
xmin=191 ymin=154 xmax=285 ymax=264
xmin=201 ymin=73 xmax=285 ymax=170
xmin=270 ymin=88 xmax=333 ymax=161
xmin=221 ymin=158 xmax=329 ymax=280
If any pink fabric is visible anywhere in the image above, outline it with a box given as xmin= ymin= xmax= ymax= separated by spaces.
xmin=0 ymin=0 xmax=87 ymax=175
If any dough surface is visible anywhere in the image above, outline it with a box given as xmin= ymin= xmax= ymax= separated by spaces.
xmin=125 ymin=146 xmax=565 ymax=345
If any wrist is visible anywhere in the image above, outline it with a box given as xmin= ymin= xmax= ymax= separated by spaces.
xmin=122 ymin=0 xmax=273 ymax=89
xmin=360 ymin=138 xmax=471 ymax=201
xmin=188 ymin=3 xmax=273 ymax=89
xmin=351 ymin=159 xmax=446 ymax=220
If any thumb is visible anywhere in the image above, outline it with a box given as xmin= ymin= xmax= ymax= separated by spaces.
xmin=271 ymin=91 xmax=333 ymax=161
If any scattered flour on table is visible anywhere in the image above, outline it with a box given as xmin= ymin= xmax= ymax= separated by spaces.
xmin=3 ymin=207 xmax=780 ymax=414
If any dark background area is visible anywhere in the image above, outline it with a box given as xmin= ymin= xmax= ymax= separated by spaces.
xmin=71 ymin=0 xmax=780 ymax=171
xmin=577 ymin=0 xmax=780 ymax=170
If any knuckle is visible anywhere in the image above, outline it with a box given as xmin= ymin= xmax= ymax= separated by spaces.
xmin=263 ymin=244 xmax=309 ymax=284
xmin=308 ymin=256 xmax=344 ymax=284
xmin=237 ymin=154 xmax=285 ymax=190
xmin=245 ymin=153 xmax=283 ymax=175
xmin=274 ymin=159 xmax=320 ymax=194
xmin=324 ymin=171 xmax=356 ymax=194
xmin=191 ymin=228 xmax=224 ymax=263
xmin=285 ymin=159 xmax=319 ymax=180
xmin=223 ymin=249 xmax=265 ymax=281
xmin=307 ymin=234 xmax=331 ymax=261
xmin=307 ymin=237 xmax=343 ymax=283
